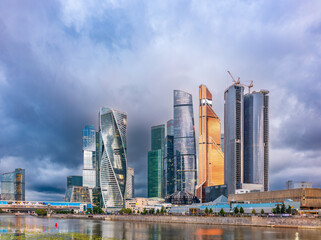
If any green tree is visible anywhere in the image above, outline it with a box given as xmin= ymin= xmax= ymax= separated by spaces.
xmin=240 ymin=207 xmax=244 ymax=214
xmin=286 ymin=206 xmax=292 ymax=214
xmin=35 ymin=209 xmax=47 ymax=216
xmin=205 ymin=207 xmax=209 ymax=215
xmin=156 ymin=209 xmax=160 ymax=215
xmin=137 ymin=210 xmax=140 ymax=214
xmin=252 ymin=209 xmax=256 ymax=215
xmin=142 ymin=208 xmax=147 ymax=215
xmin=209 ymin=208 xmax=213 ymax=214
xmin=219 ymin=208 xmax=225 ymax=216
xmin=93 ymin=206 xmax=104 ymax=214
xmin=160 ymin=206 xmax=165 ymax=215
xmin=261 ymin=209 xmax=265 ymax=214
xmin=234 ymin=207 xmax=239 ymax=214
xmin=272 ymin=208 xmax=277 ymax=214
xmin=281 ymin=203 xmax=286 ymax=214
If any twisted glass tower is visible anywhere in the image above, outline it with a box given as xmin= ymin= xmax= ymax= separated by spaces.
xmin=173 ymin=90 xmax=197 ymax=194
xmin=99 ymin=108 xmax=127 ymax=209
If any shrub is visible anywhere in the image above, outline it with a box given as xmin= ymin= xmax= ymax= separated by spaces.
xmin=286 ymin=206 xmax=292 ymax=214
xmin=261 ymin=209 xmax=264 ymax=214
xmin=281 ymin=203 xmax=286 ymax=214
xmin=252 ymin=209 xmax=256 ymax=215
xmin=35 ymin=209 xmax=47 ymax=216
xmin=205 ymin=207 xmax=209 ymax=215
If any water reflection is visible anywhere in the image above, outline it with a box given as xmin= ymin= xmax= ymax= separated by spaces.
xmin=0 ymin=215 xmax=321 ymax=240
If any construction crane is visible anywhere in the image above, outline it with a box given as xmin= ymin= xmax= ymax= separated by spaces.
xmin=227 ymin=70 xmax=254 ymax=94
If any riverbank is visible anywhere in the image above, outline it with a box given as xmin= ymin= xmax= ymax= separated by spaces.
xmin=49 ymin=214 xmax=321 ymax=229
xmin=109 ymin=215 xmax=321 ymax=229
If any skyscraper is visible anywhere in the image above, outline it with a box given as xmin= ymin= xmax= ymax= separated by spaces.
xmin=197 ymin=85 xmax=224 ymax=202
xmin=148 ymin=124 xmax=165 ymax=198
xmin=224 ymin=84 xmax=244 ymax=195
xmin=125 ymin=167 xmax=134 ymax=199
xmin=243 ymin=90 xmax=269 ymax=190
xmin=163 ymin=119 xmax=175 ymax=196
xmin=82 ymin=125 xmax=97 ymax=203
xmin=1 ymin=168 xmax=25 ymax=201
xmin=173 ymin=90 xmax=197 ymax=194
xmin=99 ymin=107 xmax=127 ymax=209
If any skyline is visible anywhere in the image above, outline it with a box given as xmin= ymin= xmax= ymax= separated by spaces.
xmin=1 ymin=1 xmax=321 ymax=201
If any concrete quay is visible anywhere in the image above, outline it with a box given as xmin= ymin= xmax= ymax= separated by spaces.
xmin=109 ymin=215 xmax=321 ymax=229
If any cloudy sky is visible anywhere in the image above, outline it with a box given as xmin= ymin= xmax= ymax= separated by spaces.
xmin=0 ymin=0 xmax=321 ymax=201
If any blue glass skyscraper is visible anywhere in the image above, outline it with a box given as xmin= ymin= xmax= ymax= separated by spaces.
xmin=244 ymin=90 xmax=269 ymax=191
xmin=163 ymin=119 xmax=175 ymax=196
xmin=173 ymin=90 xmax=197 ymax=194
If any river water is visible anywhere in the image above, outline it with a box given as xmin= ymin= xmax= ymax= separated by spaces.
xmin=0 ymin=215 xmax=321 ymax=239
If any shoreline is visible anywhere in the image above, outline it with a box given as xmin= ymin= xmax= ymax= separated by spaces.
xmin=47 ymin=214 xmax=321 ymax=229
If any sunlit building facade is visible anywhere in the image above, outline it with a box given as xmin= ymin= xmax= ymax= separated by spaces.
xmin=148 ymin=124 xmax=165 ymax=198
xmin=243 ymin=90 xmax=269 ymax=191
xmin=163 ymin=120 xmax=175 ymax=196
xmin=1 ymin=168 xmax=25 ymax=201
xmin=99 ymin=108 xmax=127 ymax=209
xmin=196 ymin=85 xmax=224 ymax=202
xmin=65 ymin=186 xmax=91 ymax=203
xmin=82 ymin=125 xmax=97 ymax=202
xmin=224 ymin=84 xmax=244 ymax=195
xmin=173 ymin=90 xmax=197 ymax=194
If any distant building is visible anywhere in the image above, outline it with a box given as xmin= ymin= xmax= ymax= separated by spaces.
xmin=228 ymin=188 xmax=321 ymax=209
xmin=65 ymin=186 xmax=91 ymax=203
xmin=125 ymin=167 xmax=134 ymax=199
xmin=173 ymin=90 xmax=197 ymax=194
xmin=125 ymin=197 xmax=164 ymax=212
xmin=197 ymin=85 xmax=224 ymax=202
xmin=1 ymin=168 xmax=25 ymax=201
xmin=99 ymin=108 xmax=127 ymax=209
xmin=224 ymin=84 xmax=245 ymax=195
xmin=67 ymin=176 xmax=82 ymax=188
xmin=243 ymin=90 xmax=269 ymax=191
xmin=165 ymin=191 xmax=200 ymax=205
xmin=294 ymin=182 xmax=312 ymax=189
xmin=163 ymin=119 xmax=175 ymax=197
xmin=286 ymin=180 xmax=293 ymax=190
xmin=82 ymin=125 xmax=97 ymax=203
xmin=148 ymin=124 xmax=165 ymax=198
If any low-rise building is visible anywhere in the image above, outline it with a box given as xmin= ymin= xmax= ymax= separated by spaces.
xmin=228 ymin=188 xmax=321 ymax=209
xmin=125 ymin=197 xmax=164 ymax=212
xmin=294 ymin=182 xmax=312 ymax=189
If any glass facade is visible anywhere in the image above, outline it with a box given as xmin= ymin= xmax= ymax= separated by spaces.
xmin=99 ymin=108 xmax=127 ymax=209
xmin=164 ymin=135 xmax=175 ymax=196
xmin=173 ymin=90 xmax=197 ymax=195
xmin=125 ymin=167 xmax=134 ymax=199
xmin=244 ymin=91 xmax=269 ymax=191
xmin=82 ymin=125 xmax=97 ymax=203
xmin=65 ymin=186 xmax=91 ymax=203
xmin=148 ymin=124 xmax=164 ymax=198
xmin=197 ymin=85 xmax=224 ymax=202
xmin=67 ymin=176 xmax=82 ymax=188
xmin=148 ymin=149 xmax=162 ymax=198
xmin=224 ymin=85 xmax=244 ymax=195
xmin=1 ymin=168 xmax=25 ymax=201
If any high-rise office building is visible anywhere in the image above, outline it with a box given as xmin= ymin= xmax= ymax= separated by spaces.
xmin=173 ymin=90 xmax=197 ymax=194
xmin=221 ymin=134 xmax=224 ymax=152
xmin=163 ymin=119 xmax=175 ymax=196
xmin=224 ymin=84 xmax=245 ymax=195
xmin=65 ymin=186 xmax=91 ymax=203
xmin=197 ymin=85 xmax=224 ymax=202
xmin=148 ymin=124 xmax=165 ymax=198
xmin=243 ymin=90 xmax=269 ymax=191
xmin=1 ymin=168 xmax=25 ymax=201
xmin=82 ymin=125 xmax=97 ymax=203
xmin=99 ymin=107 xmax=127 ymax=209
xmin=125 ymin=167 xmax=134 ymax=199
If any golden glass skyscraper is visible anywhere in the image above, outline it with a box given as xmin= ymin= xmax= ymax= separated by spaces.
xmin=196 ymin=85 xmax=224 ymax=202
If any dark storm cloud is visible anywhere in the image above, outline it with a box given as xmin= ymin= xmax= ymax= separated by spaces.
xmin=0 ymin=0 xmax=321 ymax=200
